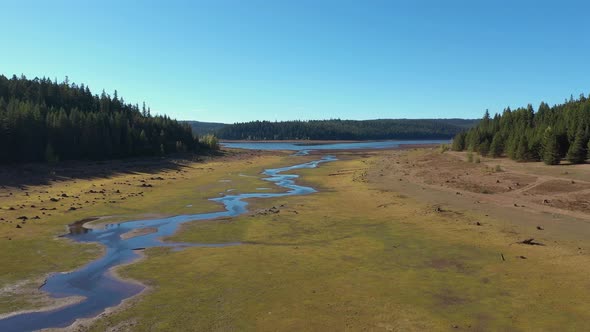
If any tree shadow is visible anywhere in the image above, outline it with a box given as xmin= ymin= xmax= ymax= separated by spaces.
xmin=0 ymin=152 xmax=225 ymax=188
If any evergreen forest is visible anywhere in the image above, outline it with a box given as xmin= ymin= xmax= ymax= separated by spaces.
xmin=217 ymin=119 xmax=477 ymax=140
xmin=0 ymin=74 xmax=207 ymax=164
xmin=452 ymin=94 xmax=590 ymax=165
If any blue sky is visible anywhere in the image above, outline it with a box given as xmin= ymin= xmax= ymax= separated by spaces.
xmin=1 ymin=1 xmax=589 ymax=123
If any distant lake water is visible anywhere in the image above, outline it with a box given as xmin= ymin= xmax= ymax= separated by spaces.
xmin=221 ymin=139 xmax=450 ymax=151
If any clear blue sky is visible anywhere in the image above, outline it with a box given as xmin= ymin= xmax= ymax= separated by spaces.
xmin=1 ymin=1 xmax=589 ymax=123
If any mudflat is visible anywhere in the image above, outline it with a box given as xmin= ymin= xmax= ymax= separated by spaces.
xmin=1 ymin=147 xmax=589 ymax=331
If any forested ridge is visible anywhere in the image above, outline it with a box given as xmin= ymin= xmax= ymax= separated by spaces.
xmin=183 ymin=120 xmax=227 ymax=135
xmin=217 ymin=119 xmax=478 ymax=140
xmin=0 ymin=74 xmax=210 ymax=164
xmin=452 ymin=94 xmax=590 ymax=165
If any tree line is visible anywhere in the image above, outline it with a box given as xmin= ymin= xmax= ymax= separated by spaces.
xmin=452 ymin=94 xmax=590 ymax=165
xmin=217 ymin=119 xmax=478 ymax=140
xmin=0 ymin=74 xmax=217 ymax=164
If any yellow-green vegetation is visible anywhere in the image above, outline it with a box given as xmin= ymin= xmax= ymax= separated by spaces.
xmin=0 ymin=152 xmax=297 ymax=315
xmin=84 ymin=154 xmax=590 ymax=331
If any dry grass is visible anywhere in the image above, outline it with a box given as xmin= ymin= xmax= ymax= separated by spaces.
xmin=79 ymin=151 xmax=590 ymax=331
xmin=0 ymin=150 xmax=291 ymax=315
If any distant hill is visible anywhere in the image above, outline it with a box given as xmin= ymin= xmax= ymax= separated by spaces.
xmin=432 ymin=118 xmax=481 ymax=129
xmin=216 ymin=119 xmax=479 ymax=141
xmin=183 ymin=121 xmax=227 ymax=136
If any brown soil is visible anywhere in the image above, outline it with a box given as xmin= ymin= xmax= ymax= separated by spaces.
xmin=364 ymin=148 xmax=590 ymax=248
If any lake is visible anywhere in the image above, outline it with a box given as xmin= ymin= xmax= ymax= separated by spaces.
xmin=221 ymin=139 xmax=450 ymax=151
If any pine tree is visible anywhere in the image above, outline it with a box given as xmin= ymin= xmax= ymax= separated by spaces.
xmin=479 ymin=138 xmax=491 ymax=156
xmin=451 ymin=132 xmax=466 ymax=151
xmin=515 ymin=135 xmax=530 ymax=161
xmin=542 ymin=127 xmax=560 ymax=165
xmin=489 ymin=133 xmax=503 ymax=157
xmin=566 ymin=129 xmax=588 ymax=164
xmin=44 ymin=143 xmax=59 ymax=163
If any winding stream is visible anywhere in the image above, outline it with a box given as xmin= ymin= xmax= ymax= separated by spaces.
xmin=0 ymin=155 xmax=336 ymax=332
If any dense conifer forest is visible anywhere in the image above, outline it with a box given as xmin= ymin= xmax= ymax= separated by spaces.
xmin=452 ymin=94 xmax=590 ymax=165
xmin=0 ymin=75 xmax=206 ymax=164
xmin=217 ymin=119 xmax=477 ymax=140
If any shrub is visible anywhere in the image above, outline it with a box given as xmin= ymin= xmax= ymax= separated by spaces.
xmin=200 ymin=134 xmax=220 ymax=150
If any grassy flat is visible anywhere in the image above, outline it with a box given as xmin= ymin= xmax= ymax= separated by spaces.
xmin=0 ymin=151 xmax=294 ymax=315
xmin=79 ymin=152 xmax=590 ymax=331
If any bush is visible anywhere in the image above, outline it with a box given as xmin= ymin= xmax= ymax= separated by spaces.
xmin=474 ymin=156 xmax=481 ymax=163
xmin=467 ymin=151 xmax=474 ymax=163
xmin=200 ymin=134 xmax=220 ymax=150
xmin=439 ymin=144 xmax=450 ymax=153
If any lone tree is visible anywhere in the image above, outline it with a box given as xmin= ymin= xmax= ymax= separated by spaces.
xmin=566 ymin=128 xmax=588 ymax=164
xmin=542 ymin=127 xmax=560 ymax=165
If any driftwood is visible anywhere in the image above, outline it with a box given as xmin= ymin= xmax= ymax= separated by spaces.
xmin=519 ymin=238 xmax=544 ymax=246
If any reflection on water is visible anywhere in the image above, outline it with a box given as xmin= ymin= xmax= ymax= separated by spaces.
xmin=0 ymin=155 xmax=336 ymax=332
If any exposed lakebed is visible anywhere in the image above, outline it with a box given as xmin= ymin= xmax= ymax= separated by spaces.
xmin=0 ymin=155 xmax=336 ymax=332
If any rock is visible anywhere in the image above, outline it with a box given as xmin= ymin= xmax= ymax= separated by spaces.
xmin=50 ymin=198 xmax=59 ymax=202
xmin=519 ymin=238 xmax=544 ymax=246
xmin=16 ymin=224 xmax=22 ymax=228
xmin=536 ymin=226 xmax=544 ymax=230
xmin=17 ymin=216 xmax=28 ymax=220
